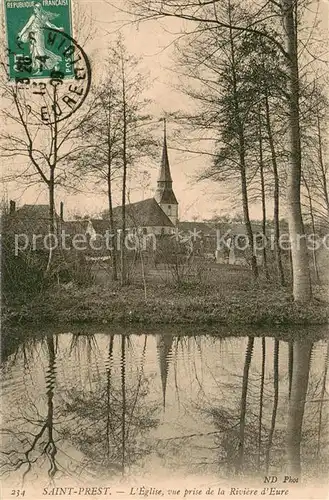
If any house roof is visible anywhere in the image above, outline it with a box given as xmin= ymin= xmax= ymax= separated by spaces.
xmin=62 ymin=220 xmax=89 ymax=234
xmin=7 ymin=204 xmax=55 ymax=235
xmin=229 ymin=223 xmax=263 ymax=235
xmin=16 ymin=204 xmax=50 ymax=218
xmin=89 ymin=219 xmax=111 ymax=233
xmin=178 ymin=221 xmax=214 ymax=235
xmin=112 ymin=198 xmax=174 ymax=228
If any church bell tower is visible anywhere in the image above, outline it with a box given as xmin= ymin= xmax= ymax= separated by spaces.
xmin=154 ymin=119 xmax=178 ymax=226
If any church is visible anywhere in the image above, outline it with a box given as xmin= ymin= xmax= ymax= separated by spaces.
xmin=8 ymin=122 xmax=180 ymax=246
xmin=87 ymin=121 xmax=179 ymax=239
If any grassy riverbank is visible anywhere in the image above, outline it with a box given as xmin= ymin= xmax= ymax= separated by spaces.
xmin=4 ymin=264 xmax=329 ymax=326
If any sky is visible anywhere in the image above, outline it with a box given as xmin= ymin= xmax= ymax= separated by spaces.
xmin=1 ymin=0 xmax=328 ymax=221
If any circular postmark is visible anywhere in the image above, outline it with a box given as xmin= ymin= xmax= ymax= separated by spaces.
xmin=9 ymin=28 xmax=91 ymax=125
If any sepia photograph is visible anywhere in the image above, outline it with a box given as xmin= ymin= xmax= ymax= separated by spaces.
xmin=0 ymin=0 xmax=328 ymax=499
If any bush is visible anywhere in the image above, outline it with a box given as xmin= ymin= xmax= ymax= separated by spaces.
xmin=2 ymin=212 xmax=93 ymax=304
xmin=2 ymin=232 xmax=49 ymax=303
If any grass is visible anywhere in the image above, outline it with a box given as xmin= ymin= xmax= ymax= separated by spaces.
xmin=3 ymin=263 xmax=329 ymax=327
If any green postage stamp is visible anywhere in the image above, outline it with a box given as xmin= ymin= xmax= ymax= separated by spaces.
xmin=4 ymin=0 xmax=74 ymax=80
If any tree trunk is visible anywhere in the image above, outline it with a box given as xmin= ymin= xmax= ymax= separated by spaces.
xmin=282 ymin=0 xmax=311 ymax=302
xmin=49 ymin=173 xmax=55 ymax=235
xmin=105 ymin=98 xmax=118 ymax=282
xmin=264 ymin=91 xmax=285 ymax=286
xmin=121 ymin=56 xmax=128 ymax=286
xmin=46 ymin=169 xmax=56 ymax=274
xmin=258 ymin=108 xmax=269 ymax=279
xmin=303 ymin=175 xmax=320 ymax=283
xmin=286 ymin=339 xmax=313 ymax=477
xmin=107 ymin=171 xmax=118 ymax=281
xmin=228 ymin=13 xmax=258 ymax=279
xmin=46 ymin=85 xmax=59 ymax=275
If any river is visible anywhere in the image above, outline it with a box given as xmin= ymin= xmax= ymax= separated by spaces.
xmin=1 ymin=326 xmax=328 ymax=498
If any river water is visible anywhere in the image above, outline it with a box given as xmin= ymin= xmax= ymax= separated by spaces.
xmin=1 ymin=327 xmax=328 ymax=498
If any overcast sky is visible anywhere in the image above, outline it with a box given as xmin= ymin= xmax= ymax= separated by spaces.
xmin=2 ymin=0 xmax=328 ymax=221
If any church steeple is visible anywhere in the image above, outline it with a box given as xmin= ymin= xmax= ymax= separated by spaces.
xmin=158 ymin=119 xmax=172 ymax=183
xmin=155 ymin=119 xmax=178 ymax=225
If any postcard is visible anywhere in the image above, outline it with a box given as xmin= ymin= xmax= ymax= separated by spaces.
xmin=1 ymin=0 xmax=328 ymax=499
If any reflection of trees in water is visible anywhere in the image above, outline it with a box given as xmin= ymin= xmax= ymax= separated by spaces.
xmin=161 ymin=336 xmax=327 ymax=480
xmin=317 ymin=340 xmax=329 ymax=459
xmin=236 ymin=336 xmax=254 ymax=474
xmin=257 ymin=337 xmax=266 ymax=469
xmin=213 ymin=337 xmax=327 ymax=480
xmin=156 ymin=334 xmax=174 ymax=409
xmin=1 ymin=332 xmax=159 ymax=483
xmin=286 ymin=339 xmax=329 ymax=479
xmin=59 ymin=334 xmax=159 ymax=476
xmin=68 ymin=334 xmax=102 ymax=392
xmin=286 ymin=340 xmax=313 ymax=477
xmin=0 ymin=334 xmax=62 ymax=484
xmin=265 ymin=339 xmax=279 ymax=473
xmin=2 ymin=332 xmax=328 ymax=484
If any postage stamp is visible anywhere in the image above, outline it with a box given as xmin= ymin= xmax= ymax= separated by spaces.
xmin=3 ymin=1 xmax=91 ymax=124
xmin=4 ymin=0 xmax=74 ymax=80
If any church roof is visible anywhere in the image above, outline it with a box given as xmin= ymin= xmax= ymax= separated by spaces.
xmin=112 ymin=198 xmax=174 ymax=228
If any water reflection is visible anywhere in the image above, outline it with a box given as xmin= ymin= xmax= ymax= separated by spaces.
xmin=156 ymin=334 xmax=174 ymax=409
xmin=1 ymin=331 xmax=328 ymax=487
xmin=60 ymin=334 xmax=159 ymax=477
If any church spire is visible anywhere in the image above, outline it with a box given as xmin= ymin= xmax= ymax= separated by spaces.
xmin=154 ymin=118 xmax=178 ymax=225
xmin=158 ymin=118 xmax=172 ymax=183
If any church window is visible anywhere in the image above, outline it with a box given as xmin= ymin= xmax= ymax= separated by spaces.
xmin=168 ymin=205 xmax=171 ymax=214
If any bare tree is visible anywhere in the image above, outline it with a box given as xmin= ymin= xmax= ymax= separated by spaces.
xmin=0 ymin=61 xmax=94 ymax=273
xmin=301 ymin=82 xmax=329 ymax=227
xmin=75 ymin=38 xmax=157 ymax=285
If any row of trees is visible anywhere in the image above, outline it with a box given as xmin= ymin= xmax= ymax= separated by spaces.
xmin=73 ymin=42 xmax=157 ymax=282
xmin=1 ymin=36 xmax=157 ymax=286
xmin=126 ymin=0 xmax=328 ymax=302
